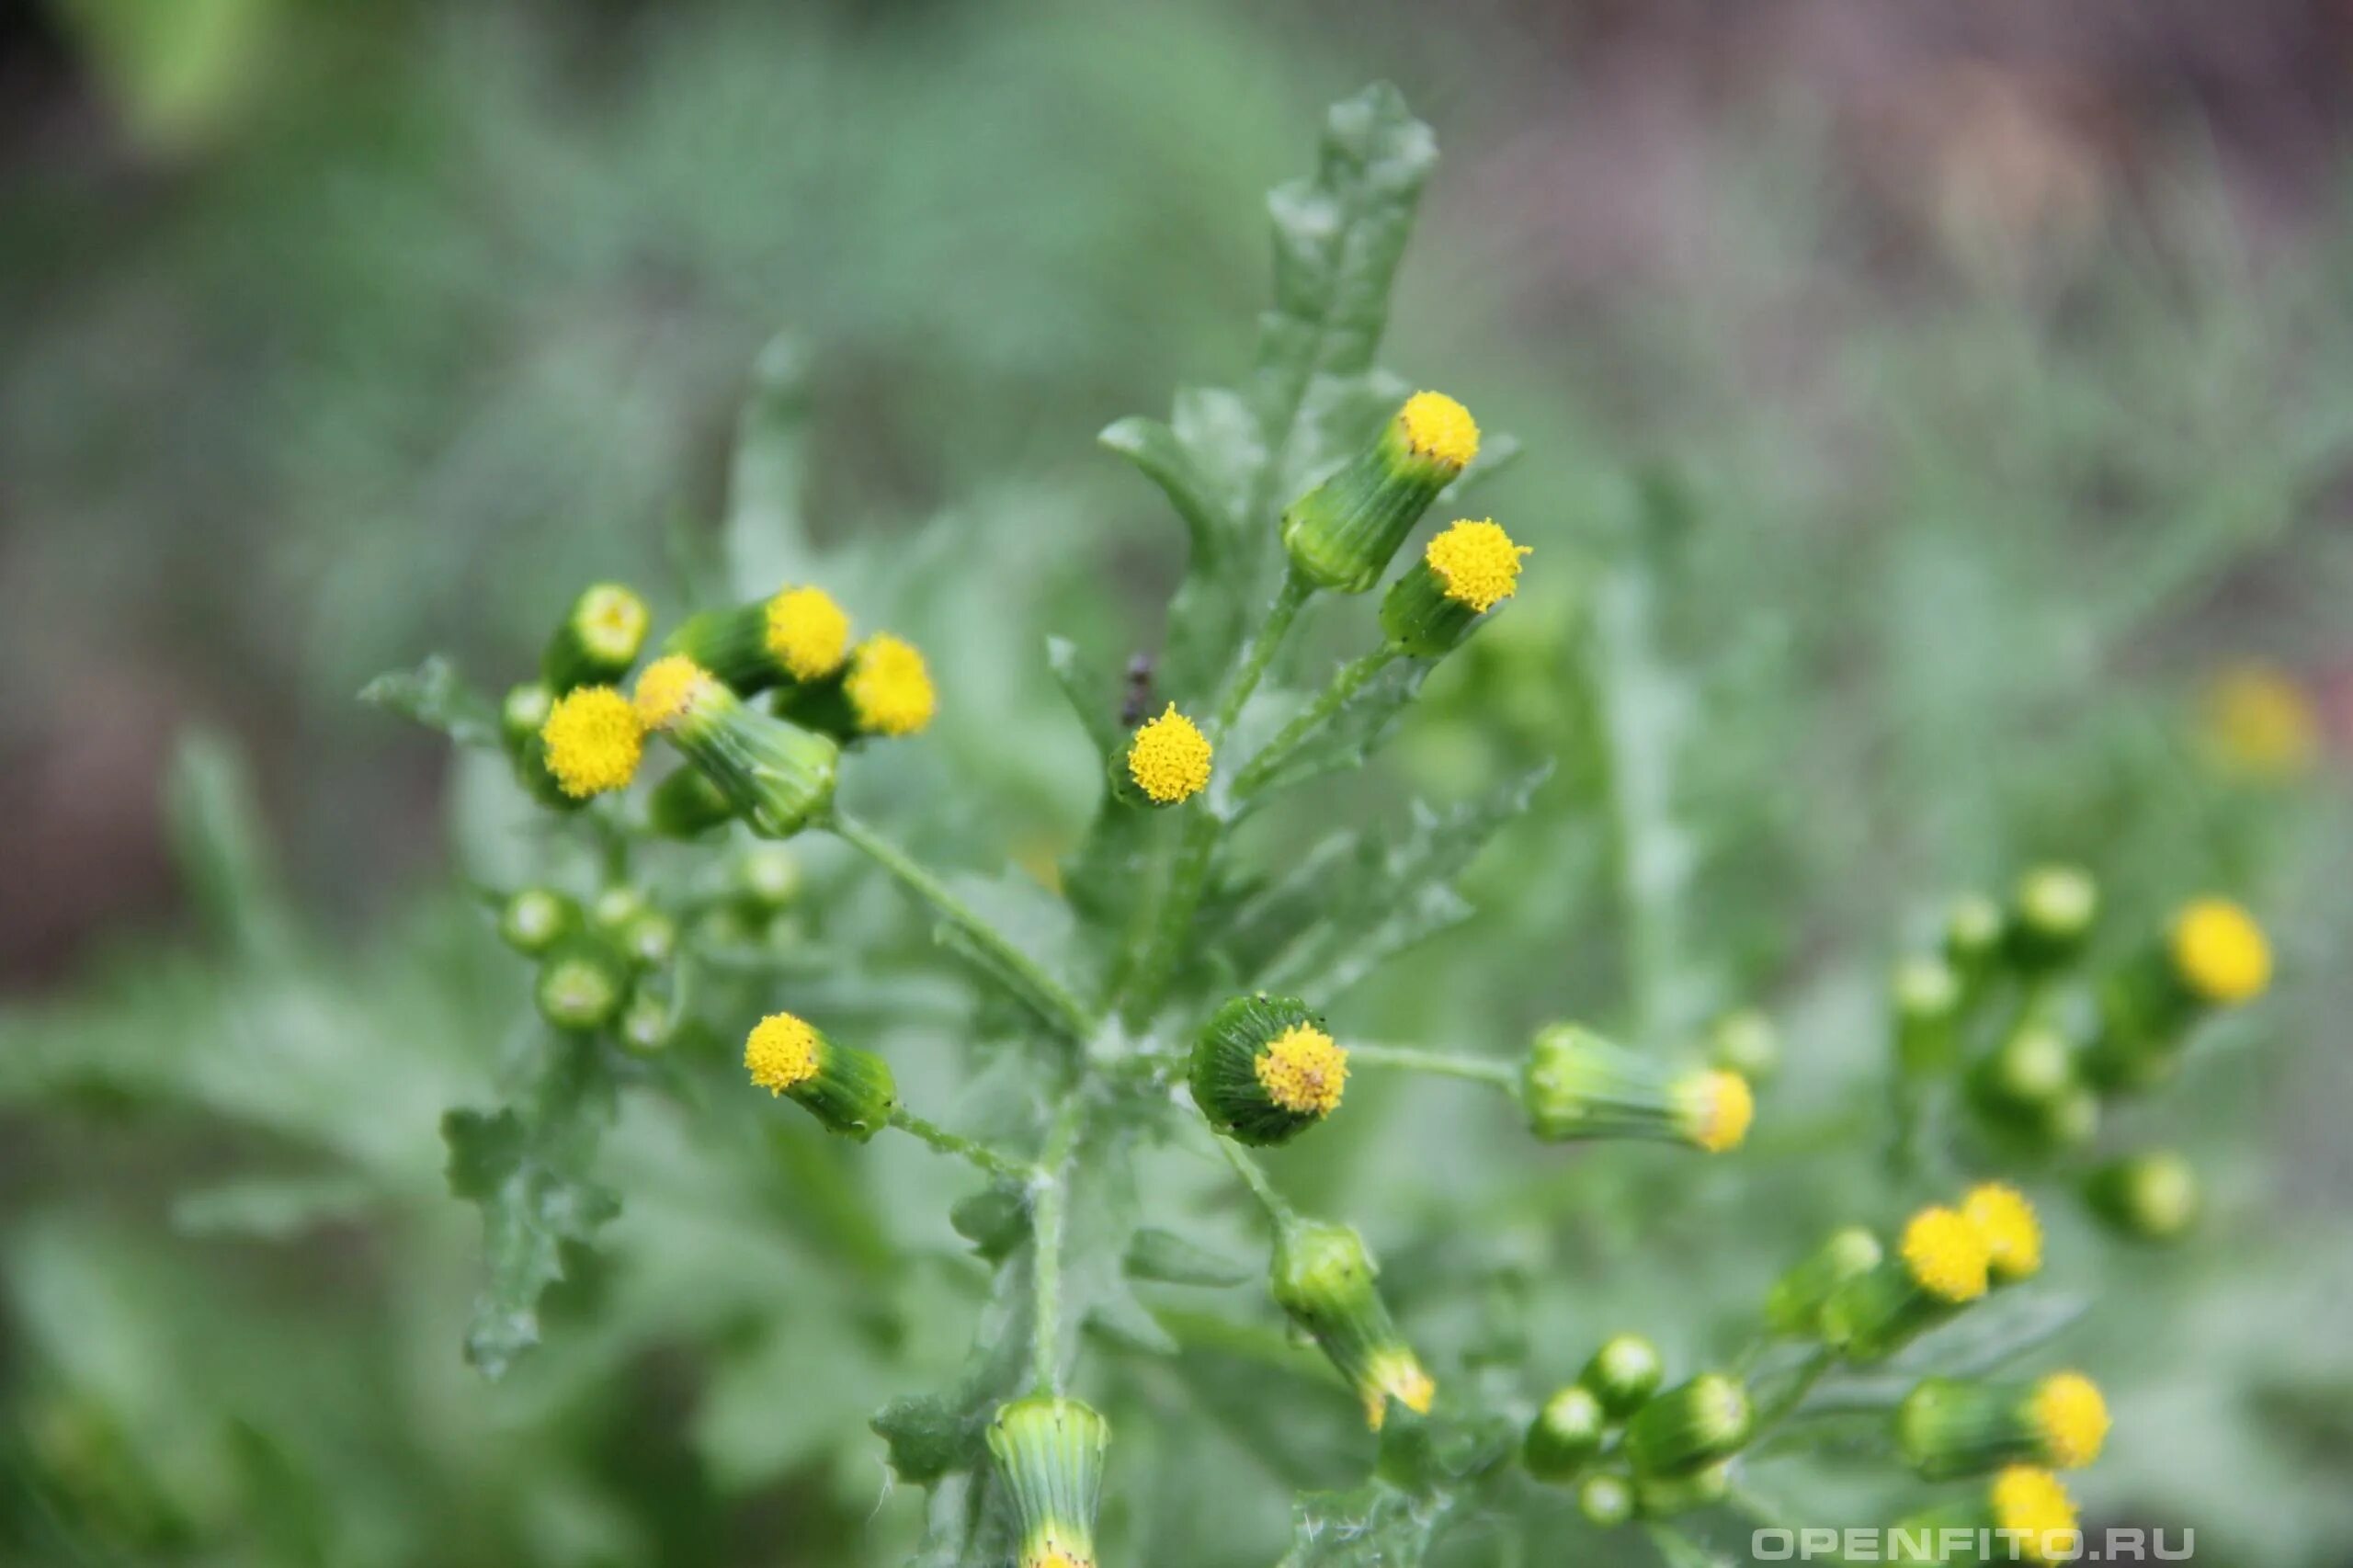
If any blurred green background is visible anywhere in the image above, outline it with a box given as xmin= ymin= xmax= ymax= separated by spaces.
xmin=6 ymin=2 xmax=2353 ymax=1564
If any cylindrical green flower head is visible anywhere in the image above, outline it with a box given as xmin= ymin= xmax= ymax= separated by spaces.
xmin=1577 ymin=1471 xmax=1635 ymax=1529
xmin=1893 ymin=1467 xmax=2083 ymax=1565
xmin=2083 ymin=1151 xmax=2199 ymax=1244
xmin=534 ymin=938 xmax=631 ymax=1032
xmin=1579 ymin=1333 xmax=1665 ymax=1418
xmin=542 ymin=583 xmax=651 ymax=695
xmin=1379 ymin=518 xmax=1529 ymax=656
xmin=500 ymin=682 xmax=582 ymax=811
xmin=985 ymin=1396 xmax=1108 ymax=1568
xmin=618 ymin=990 xmax=675 ymax=1056
xmin=647 ymin=764 xmax=735 ymax=839
xmin=2006 ymin=865 xmax=2098 ymax=972
xmin=1269 ymin=1216 xmax=1435 ymax=1431
xmin=1896 ymin=1371 xmax=2109 ymax=1480
xmin=1189 ymin=995 xmax=1348 ymax=1146
xmin=664 ymin=584 xmax=851 ymax=696
xmin=1522 ymin=1384 xmax=1608 ymax=1483
xmin=2084 ymin=898 xmax=2271 ymax=1092
xmin=1522 ymin=1025 xmax=1753 ymax=1153
xmin=590 ymin=885 xmax=647 ymax=932
xmin=1765 ymin=1226 xmax=1884 ymax=1337
xmin=1281 ymin=392 xmax=1479 ymax=594
xmin=498 ymin=887 xmax=581 ymax=958
xmin=1622 ymin=1373 xmax=1752 ymax=1478
xmin=1822 ymin=1206 xmax=1990 ymax=1361
xmin=733 ymin=845 xmax=803 ymax=914
xmin=634 ymin=656 xmax=838 ymax=838
xmin=1943 ymin=892 xmax=2006 ymax=985
xmin=1892 ymin=956 xmax=1963 ymax=1075
xmin=1632 ymin=1459 xmax=1731 ymax=1518
xmin=1966 ymin=1022 xmax=2079 ymax=1129
xmin=743 ymin=1011 xmax=895 ymax=1142
xmin=1707 ymin=1008 xmax=1779 ymax=1084
xmin=619 ymin=907 xmax=677 ymax=970
xmin=1115 ymin=705 xmax=1214 ymax=808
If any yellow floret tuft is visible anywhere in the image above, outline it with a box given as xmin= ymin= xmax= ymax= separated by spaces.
xmin=1255 ymin=1024 xmax=1347 ymax=1118
xmin=634 ymin=654 xmax=720 ymax=733
xmin=1963 ymin=1183 xmax=2043 ymax=1283
xmin=1397 ymin=391 xmax=1480 ymax=469
xmin=1681 ymin=1069 xmax=1754 ymax=1153
xmin=1425 ymin=518 xmax=1530 ymax=613
xmin=2032 ymin=1372 xmax=2109 ymax=1470
xmin=1361 ymin=1346 xmax=1437 ymax=1431
xmin=1901 ymin=1206 xmax=1991 ymax=1303
xmin=2200 ymin=663 xmax=2318 ymax=780
xmin=2169 ymin=897 xmax=2271 ymax=1006
xmin=540 ymin=687 xmax=646 ymax=798
xmin=1027 ymin=1543 xmax=1090 ymax=1568
xmin=745 ymin=1012 xmax=822 ymax=1095
xmin=1126 ymin=704 xmax=1214 ymax=804
xmin=1991 ymin=1466 xmax=2079 ymax=1563
xmin=763 ymin=585 xmax=851 ymax=682
xmin=846 ymin=633 xmax=937 ymax=736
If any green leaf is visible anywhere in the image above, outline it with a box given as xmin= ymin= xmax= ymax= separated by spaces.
xmin=949 ymin=1184 xmax=1032 ymax=1264
xmin=169 ymin=1176 xmax=377 ymax=1241
xmin=1278 ymin=1482 xmax=1444 ymax=1568
xmin=1126 ymin=1226 xmax=1253 ymax=1288
xmin=442 ymin=1034 xmax=620 ymax=1378
xmin=1233 ymin=657 xmax=1431 ymax=803
xmin=871 ymin=1256 xmax=1034 ymax=1484
xmin=358 ymin=654 xmax=498 ymax=748
xmin=162 ymin=726 xmax=290 ymax=958
xmin=1045 ymin=634 xmax=1128 ymax=767
xmin=724 ymin=331 xmax=818 ymax=597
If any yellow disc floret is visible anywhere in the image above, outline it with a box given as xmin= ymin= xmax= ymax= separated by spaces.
xmin=1901 ymin=1206 xmax=1991 ymax=1303
xmin=540 ymin=687 xmax=646 ymax=798
xmin=1397 ymin=391 xmax=1480 ymax=469
xmin=1680 ymin=1069 xmax=1754 ymax=1153
xmin=1991 ymin=1466 xmax=2079 ymax=1563
xmin=2032 ymin=1372 xmax=2109 ymax=1470
xmin=1126 ymin=704 xmax=1214 ymax=804
xmin=1963 ymin=1183 xmax=2043 ymax=1283
xmin=764 ymin=585 xmax=851 ymax=682
xmin=2169 ymin=897 xmax=2271 ymax=1006
xmin=634 ymin=653 xmax=720 ymax=733
xmin=1361 ymin=1346 xmax=1437 ymax=1430
xmin=1028 ymin=1546 xmax=1089 ymax=1568
xmin=846 ymin=633 xmax=937 ymax=736
xmin=1256 ymin=1024 xmax=1347 ymax=1118
xmin=745 ymin=1012 xmax=822 ymax=1095
xmin=1425 ymin=518 xmax=1530 ymax=613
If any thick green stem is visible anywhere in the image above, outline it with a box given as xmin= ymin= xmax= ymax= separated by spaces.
xmin=1029 ymin=1098 xmax=1086 ymax=1392
xmin=1749 ymin=1345 xmax=1836 ymax=1441
xmin=831 ymin=812 xmax=1096 ymax=1044
xmin=1345 ymin=1041 xmax=1522 ymax=1094
xmin=1233 ymin=646 xmax=1402 ymax=798
xmin=888 ymin=1108 xmax=1034 ymax=1183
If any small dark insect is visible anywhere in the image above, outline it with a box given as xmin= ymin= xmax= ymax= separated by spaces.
xmin=1120 ymin=653 xmax=1157 ymax=727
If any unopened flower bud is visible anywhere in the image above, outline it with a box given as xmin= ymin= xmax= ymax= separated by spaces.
xmin=665 ymin=584 xmax=850 ymax=694
xmin=1118 ymin=705 xmax=1213 ymax=807
xmin=2007 ymin=865 xmax=2097 ymax=973
xmin=1622 ymin=1373 xmax=1751 ymax=1478
xmin=620 ymin=907 xmax=677 ymax=970
xmin=1269 ymin=1216 xmax=1435 ymax=1431
xmin=1896 ymin=1371 xmax=2109 ymax=1480
xmin=1893 ymin=957 xmax=1963 ymax=1075
xmin=1522 ymin=1384 xmax=1608 ymax=1483
xmin=1577 ymin=1471 xmax=1634 ymax=1529
xmin=2083 ymin=1151 xmax=2199 ymax=1244
xmin=733 ymin=845 xmax=802 ymax=913
xmin=1765 ymin=1226 xmax=1883 ymax=1337
xmin=986 ymin=1396 xmax=1108 ymax=1568
xmin=1379 ymin=518 xmax=1529 ymax=656
xmin=1523 ymin=1025 xmax=1753 ymax=1153
xmin=1282 ymin=392 xmax=1479 ymax=593
xmin=1632 ymin=1459 xmax=1732 ymax=1518
xmin=635 ymin=656 xmax=837 ymax=837
xmin=1580 ymin=1333 xmax=1665 ymax=1417
xmin=1943 ymin=893 xmax=2006 ymax=984
xmin=534 ymin=938 xmax=631 ymax=1032
xmin=743 ymin=1011 xmax=896 ymax=1141
xmin=618 ymin=990 xmax=676 ymax=1056
xmin=500 ymin=682 xmax=581 ymax=811
xmin=542 ymin=583 xmax=650 ymax=695
xmin=1966 ymin=1023 xmax=2079 ymax=1130
xmin=1190 ymin=995 xmax=1348 ymax=1146
xmin=1707 ymin=1008 xmax=1779 ymax=1084
xmin=1823 ymin=1205 xmax=1990 ymax=1361
xmin=590 ymin=885 xmax=647 ymax=932
xmin=497 ymin=887 xmax=580 ymax=958
xmin=647 ymin=764 xmax=735 ymax=838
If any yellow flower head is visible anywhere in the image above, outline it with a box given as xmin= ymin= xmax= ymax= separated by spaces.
xmin=2032 ymin=1372 xmax=2109 ymax=1470
xmin=1254 ymin=1024 xmax=1347 ymax=1118
xmin=634 ymin=654 xmax=721 ymax=733
xmin=540 ymin=687 xmax=646 ymax=798
xmin=1991 ymin=1466 xmax=2079 ymax=1563
xmin=1361 ymin=1346 xmax=1437 ymax=1430
xmin=2169 ymin=897 xmax=2271 ymax=1006
xmin=1679 ymin=1069 xmax=1755 ymax=1153
xmin=745 ymin=1011 xmax=822 ymax=1095
xmin=1901 ymin=1205 xmax=1991 ymax=1303
xmin=2200 ymin=662 xmax=2318 ymax=781
xmin=1425 ymin=518 xmax=1529 ymax=613
xmin=846 ymin=633 xmax=936 ymax=736
xmin=1028 ymin=1546 xmax=1089 ymax=1568
xmin=1397 ymin=391 xmax=1480 ymax=470
xmin=1127 ymin=704 xmax=1213 ymax=804
xmin=1963 ymin=1183 xmax=2043 ymax=1283
xmin=764 ymin=585 xmax=851 ymax=682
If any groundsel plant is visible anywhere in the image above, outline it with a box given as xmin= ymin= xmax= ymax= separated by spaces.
xmin=367 ymin=85 xmax=2276 ymax=1568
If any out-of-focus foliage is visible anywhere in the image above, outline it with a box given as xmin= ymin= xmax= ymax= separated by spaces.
xmin=6 ymin=4 xmax=2353 ymax=1566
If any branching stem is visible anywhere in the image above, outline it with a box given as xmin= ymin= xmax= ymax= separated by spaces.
xmin=1232 ymin=645 xmax=1402 ymax=798
xmin=888 ymin=1108 xmax=1034 ymax=1182
xmin=1345 ymin=1041 xmax=1521 ymax=1094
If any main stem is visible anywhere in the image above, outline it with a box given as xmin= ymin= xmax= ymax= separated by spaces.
xmin=1232 ymin=645 xmax=1402 ymax=798
xmin=888 ymin=1108 xmax=1034 ymax=1182
xmin=1029 ymin=1096 xmax=1087 ymax=1392
xmin=830 ymin=812 xmax=1097 ymax=1044
xmin=1345 ymin=1041 xmax=1521 ymax=1094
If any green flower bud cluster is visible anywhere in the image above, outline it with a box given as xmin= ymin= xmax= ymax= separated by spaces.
xmin=498 ymin=883 xmax=688 ymax=1054
xmin=1522 ymin=1333 xmax=1752 ymax=1526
